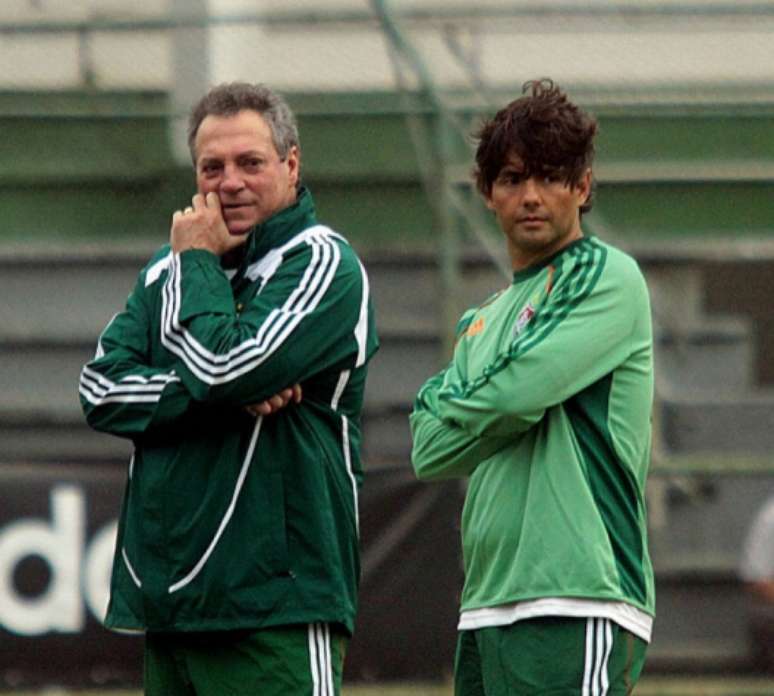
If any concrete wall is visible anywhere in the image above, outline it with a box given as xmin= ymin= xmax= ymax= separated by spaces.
xmin=1 ymin=0 xmax=773 ymax=96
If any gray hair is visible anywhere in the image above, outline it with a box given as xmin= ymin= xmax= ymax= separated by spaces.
xmin=187 ymin=82 xmax=299 ymax=164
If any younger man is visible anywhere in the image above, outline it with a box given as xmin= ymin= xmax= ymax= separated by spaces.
xmin=411 ymin=79 xmax=655 ymax=694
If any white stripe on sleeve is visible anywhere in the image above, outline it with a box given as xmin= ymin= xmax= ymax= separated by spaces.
xmin=160 ymin=231 xmax=341 ymax=386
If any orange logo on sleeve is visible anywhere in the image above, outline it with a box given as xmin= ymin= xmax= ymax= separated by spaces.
xmin=466 ymin=317 xmax=485 ymax=337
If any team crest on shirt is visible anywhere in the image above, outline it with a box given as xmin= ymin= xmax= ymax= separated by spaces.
xmin=465 ymin=317 xmax=485 ymax=338
xmin=513 ymin=302 xmax=535 ymax=337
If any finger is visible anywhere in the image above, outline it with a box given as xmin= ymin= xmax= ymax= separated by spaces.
xmin=191 ymin=193 xmax=206 ymax=211
xmin=292 ymin=384 xmax=303 ymax=403
xmin=205 ymin=191 xmax=222 ymax=213
xmin=269 ymin=394 xmax=286 ymax=410
xmin=252 ymin=402 xmax=273 ymax=416
xmin=172 ymin=210 xmax=183 ymax=221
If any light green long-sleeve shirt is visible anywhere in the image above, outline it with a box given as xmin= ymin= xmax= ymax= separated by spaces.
xmin=411 ymin=237 xmax=655 ymax=624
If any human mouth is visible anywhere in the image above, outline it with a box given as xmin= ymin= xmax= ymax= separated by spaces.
xmin=518 ymin=215 xmax=547 ymax=226
xmin=222 ymin=203 xmax=250 ymax=213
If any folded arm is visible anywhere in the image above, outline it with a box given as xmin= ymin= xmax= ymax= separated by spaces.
xmin=79 ymin=267 xmax=197 ymax=438
xmin=159 ymin=232 xmax=371 ymax=405
xmin=437 ymin=252 xmax=648 ymax=438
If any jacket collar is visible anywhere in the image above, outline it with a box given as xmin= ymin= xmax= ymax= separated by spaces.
xmin=243 ymin=186 xmax=317 ymax=265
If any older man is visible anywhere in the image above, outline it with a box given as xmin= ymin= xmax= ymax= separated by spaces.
xmin=79 ymin=82 xmax=378 ymax=696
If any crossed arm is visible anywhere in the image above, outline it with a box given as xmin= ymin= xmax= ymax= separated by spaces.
xmin=411 ymin=252 xmax=650 ymax=479
xmin=79 ymin=194 xmax=312 ymax=437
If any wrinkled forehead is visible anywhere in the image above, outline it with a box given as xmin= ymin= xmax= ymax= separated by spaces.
xmin=194 ymin=110 xmax=276 ymax=160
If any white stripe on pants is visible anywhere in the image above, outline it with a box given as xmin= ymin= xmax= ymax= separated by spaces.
xmin=308 ymin=623 xmax=334 ymax=696
xmin=582 ymin=618 xmax=614 ymax=696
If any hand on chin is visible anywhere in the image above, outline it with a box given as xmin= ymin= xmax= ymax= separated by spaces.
xmin=220 ymin=229 xmax=250 ymax=268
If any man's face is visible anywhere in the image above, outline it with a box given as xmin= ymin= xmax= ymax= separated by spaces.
xmin=485 ymin=153 xmax=591 ymax=270
xmin=194 ymin=110 xmax=299 ymax=236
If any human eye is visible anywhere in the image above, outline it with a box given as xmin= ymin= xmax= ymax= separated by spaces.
xmin=240 ymin=156 xmax=265 ymax=173
xmin=498 ymin=170 xmax=524 ymax=186
xmin=200 ymin=161 xmax=222 ymax=177
xmin=541 ymin=168 xmax=566 ymax=185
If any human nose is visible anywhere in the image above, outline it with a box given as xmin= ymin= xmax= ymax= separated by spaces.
xmin=521 ymin=178 xmax=542 ymax=207
xmin=220 ymin=164 xmax=245 ymax=193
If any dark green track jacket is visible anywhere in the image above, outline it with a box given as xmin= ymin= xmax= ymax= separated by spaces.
xmin=79 ymin=188 xmax=378 ymax=635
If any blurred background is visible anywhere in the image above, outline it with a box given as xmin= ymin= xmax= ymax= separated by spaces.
xmin=1 ymin=0 xmax=774 ymax=693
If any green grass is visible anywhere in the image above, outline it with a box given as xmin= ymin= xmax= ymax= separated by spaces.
xmin=343 ymin=680 xmax=774 ymax=696
xmin=636 ymin=677 xmax=774 ymax=695
xmin=345 ymin=687 xmax=451 ymax=696
xmin=5 ymin=678 xmax=774 ymax=696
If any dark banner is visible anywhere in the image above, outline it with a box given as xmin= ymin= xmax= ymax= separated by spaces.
xmin=0 ymin=462 xmax=463 ymax=688
xmin=0 ymin=464 xmax=142 ymax=687
xmin=347 ymin=468 xmax=462 ymax=683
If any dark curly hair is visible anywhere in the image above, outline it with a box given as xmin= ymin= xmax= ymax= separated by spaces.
xmin=474 ymin=79 xmax=597 ymax=213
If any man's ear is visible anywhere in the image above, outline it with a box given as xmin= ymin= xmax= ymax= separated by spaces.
xmin=286 ymin=145 xmax=300 ymax=187
xmin=483 ymin=187 xmax=496 ymax=211
xmin=576 ymin=168 xmax=592 ymax=206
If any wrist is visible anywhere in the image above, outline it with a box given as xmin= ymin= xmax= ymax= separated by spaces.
xmin=176 ymin=247 xmax=221 ymax=265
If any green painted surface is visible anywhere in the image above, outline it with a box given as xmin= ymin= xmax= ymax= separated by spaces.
xmin=1 ymin=89 xmax=774 ymax=246
xmin=1 ymin=116 xmax=172 ymax=182
xmin=0 ymin=89 xmax=169 ymax=116
xmin=596 ymin=113 xmax=774 ymax=162
xmin=595 ymin=181 xmax=774 ymax=238
xmin=299 ymin=113 xmax=432 ymax=179
xmin=310 ymin=179 xmax=436 ymax=248
xmin=0 ymin=174 xmax=192 ymax=241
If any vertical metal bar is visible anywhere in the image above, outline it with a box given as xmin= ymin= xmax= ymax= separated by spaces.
xmin=371 ymin=0 xmax=464 ymax=362
xmin=436 ymin=114 xmax=463 ymax=360
xmin=169 ymin=0 xmax=210 ymax=165
xmin=77 ymin=26 xmax=95 ymax=87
